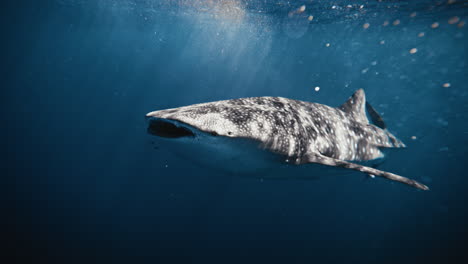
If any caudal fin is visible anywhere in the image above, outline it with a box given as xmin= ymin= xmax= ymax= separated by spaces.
xmin=365 ymin=100 xmax=405 ymax=147
xmin=365 ymin=102 xmax=386 ymax=129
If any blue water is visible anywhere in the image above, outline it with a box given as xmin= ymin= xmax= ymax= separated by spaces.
xmin=4 ymin=0 xmax=468 ymax=263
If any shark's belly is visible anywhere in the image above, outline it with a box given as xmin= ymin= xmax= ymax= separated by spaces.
xmin=154 ymin=134 xmax=387 ymax=178
xmin=156 ymin=136 xmax=281 ymax=173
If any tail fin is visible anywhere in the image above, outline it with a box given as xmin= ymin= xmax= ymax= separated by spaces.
xmin=365 ymin=100 xmax=405 ymax=147
xmin=385 ymin=130 xmax=406 ymax=148
xmin=365 ymin=102 xmax=386 ymax=129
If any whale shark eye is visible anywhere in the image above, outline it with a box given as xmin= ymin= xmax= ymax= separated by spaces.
xmin=228 ymin=132 xmax=232 ymax=135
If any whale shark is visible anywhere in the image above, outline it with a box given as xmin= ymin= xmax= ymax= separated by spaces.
xmin=146 ymin=89 xmax=429 ymax=190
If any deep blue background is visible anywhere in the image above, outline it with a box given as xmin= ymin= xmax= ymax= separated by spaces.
xmin=4 ymin=0 xmax=468 ymax=263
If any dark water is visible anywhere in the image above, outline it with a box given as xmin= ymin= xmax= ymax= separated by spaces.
xmin=4 ymin=0 xmax=468 ymax=263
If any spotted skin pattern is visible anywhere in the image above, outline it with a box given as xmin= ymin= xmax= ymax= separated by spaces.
xmin=147 ymin=89 xmax=429 ymax=190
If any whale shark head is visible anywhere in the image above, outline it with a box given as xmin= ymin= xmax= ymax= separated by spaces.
xmin=145 ymin=113 xmax=236 ymax=140
xmin=145 ymin=102 xmax=282 ymax=172
xmin=146 ymin=101 xmax=250 ymax=139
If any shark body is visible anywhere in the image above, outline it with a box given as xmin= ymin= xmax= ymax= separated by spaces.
xmin=146 ymin=89 xmax=429 ymax=190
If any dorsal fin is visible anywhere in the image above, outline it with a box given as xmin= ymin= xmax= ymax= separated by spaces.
xmin=339 ymin=89 xmax=368 ymax=124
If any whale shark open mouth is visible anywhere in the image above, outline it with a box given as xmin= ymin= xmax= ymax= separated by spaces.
xmin=147 ymin=118 xmax=195 ymax=138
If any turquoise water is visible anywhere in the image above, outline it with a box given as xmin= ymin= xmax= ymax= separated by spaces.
xmin=4 ymin=0 xmax=468 ymax=263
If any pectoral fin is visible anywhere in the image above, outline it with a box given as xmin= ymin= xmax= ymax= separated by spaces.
xmin=300 ymin=153 xmax=429 ymax=191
